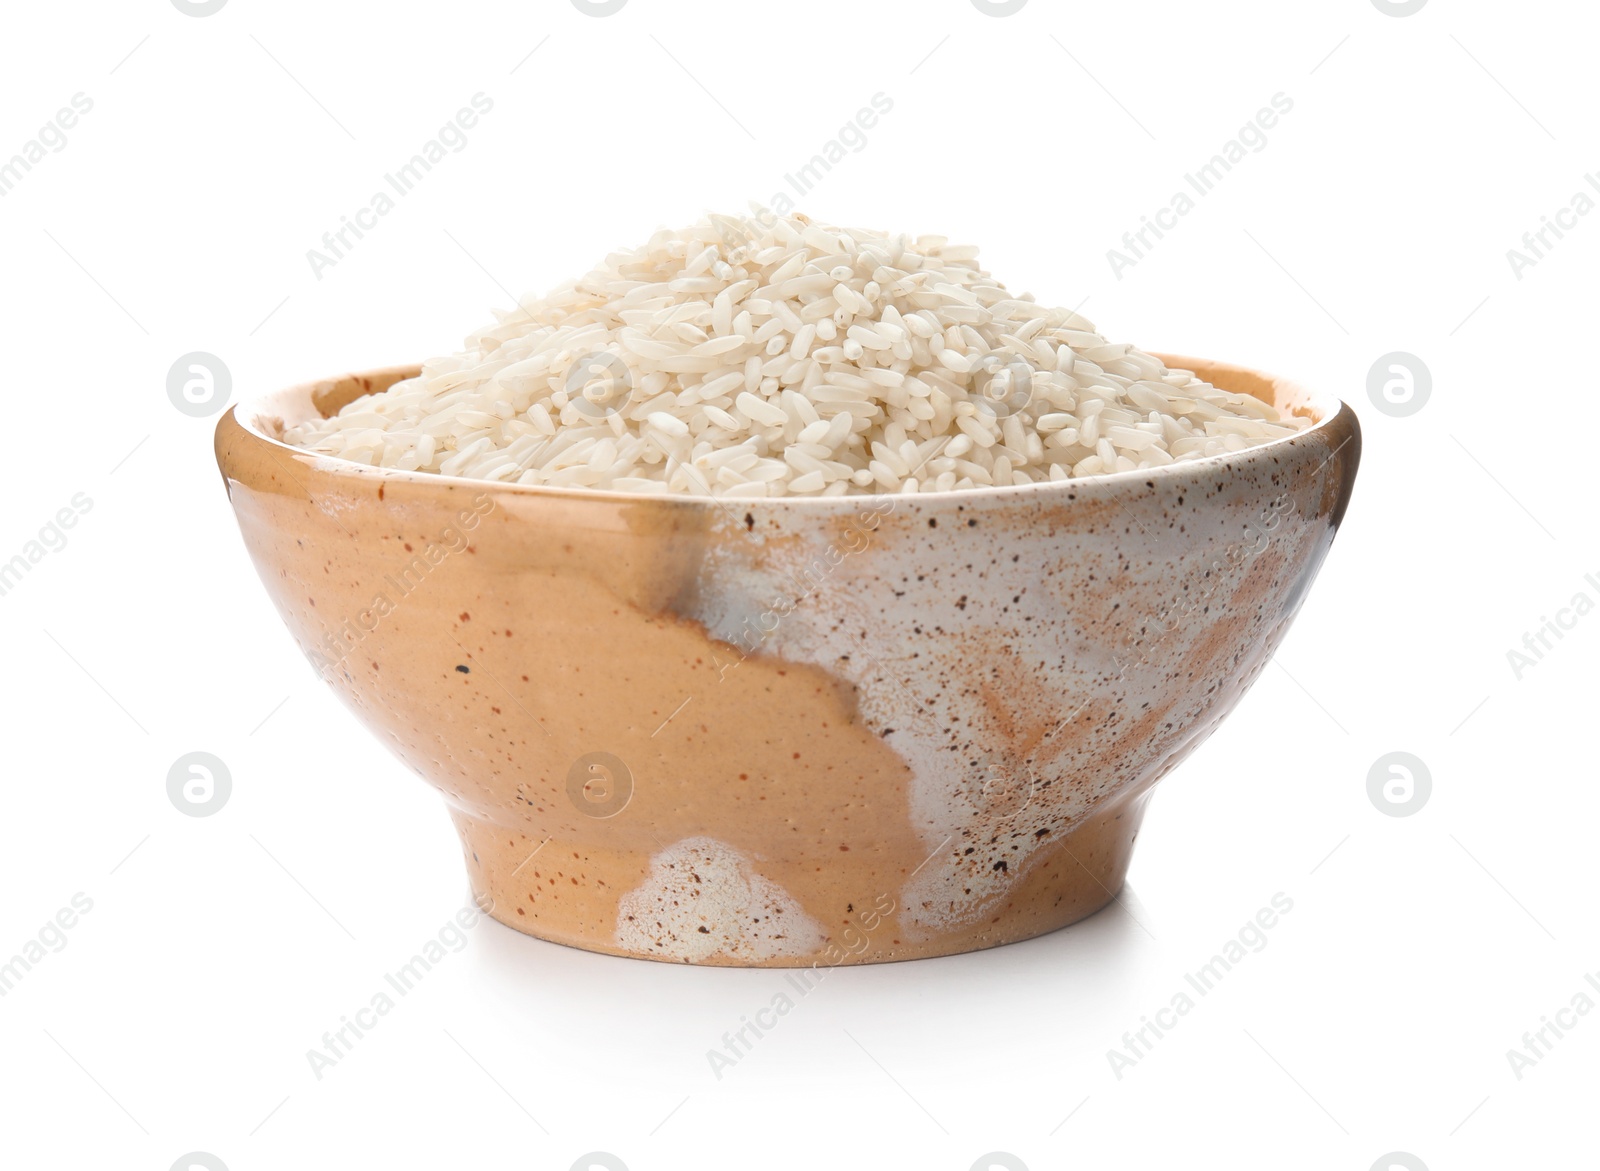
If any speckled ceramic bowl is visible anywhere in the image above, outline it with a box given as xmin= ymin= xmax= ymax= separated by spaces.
xmin=215 ymin=355 xmax=1358 ymax=966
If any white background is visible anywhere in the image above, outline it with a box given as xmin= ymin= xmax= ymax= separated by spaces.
xmin=1 ymin=1 xmax=1595 ymax=1168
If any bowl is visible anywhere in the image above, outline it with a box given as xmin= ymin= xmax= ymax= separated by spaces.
xmin=215 ymin=355 xmax=1359 ymax=966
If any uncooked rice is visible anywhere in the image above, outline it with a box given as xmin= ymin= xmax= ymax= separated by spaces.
xmin=285 ymin=211 xmax=1309 ymax=497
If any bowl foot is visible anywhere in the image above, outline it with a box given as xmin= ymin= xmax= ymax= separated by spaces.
xmin=450 ymin=788 xmax=1154 ymax=967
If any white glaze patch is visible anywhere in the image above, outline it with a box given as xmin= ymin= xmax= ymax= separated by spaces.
xmin=616 ymin=836 xmax=825 ymax=962
xmin=689 ymin=481 xmax=1326 ymax=939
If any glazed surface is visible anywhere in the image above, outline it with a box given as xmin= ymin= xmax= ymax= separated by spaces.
xmin=216 ymin=358 xmax=1358 ymax=965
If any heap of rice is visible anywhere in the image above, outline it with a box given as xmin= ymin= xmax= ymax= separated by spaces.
xmin=286 ymin=211 xmax=1308 ymax=497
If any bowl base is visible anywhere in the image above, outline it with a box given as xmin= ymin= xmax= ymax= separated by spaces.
xmin=451 ymin=788 xmax=1153 ymax=967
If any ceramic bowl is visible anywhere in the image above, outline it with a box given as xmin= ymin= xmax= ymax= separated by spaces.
xmin=215 ymin=355 xmax=1358 ymax=966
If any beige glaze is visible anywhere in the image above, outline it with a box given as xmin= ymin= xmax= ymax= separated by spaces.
xmin=215 ymin=356 xmax=1359 ymax=965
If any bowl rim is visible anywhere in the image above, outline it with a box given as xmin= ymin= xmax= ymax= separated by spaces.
xmin=221 ymin=353 xmax=1356 ymax=508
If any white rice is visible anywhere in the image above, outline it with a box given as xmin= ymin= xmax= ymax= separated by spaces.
xmin=285 ymin=210 xmax=1309 ymax=497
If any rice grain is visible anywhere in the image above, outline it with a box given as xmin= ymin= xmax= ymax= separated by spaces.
xmin=286 ymin=211 xmax=1308 ymax=496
